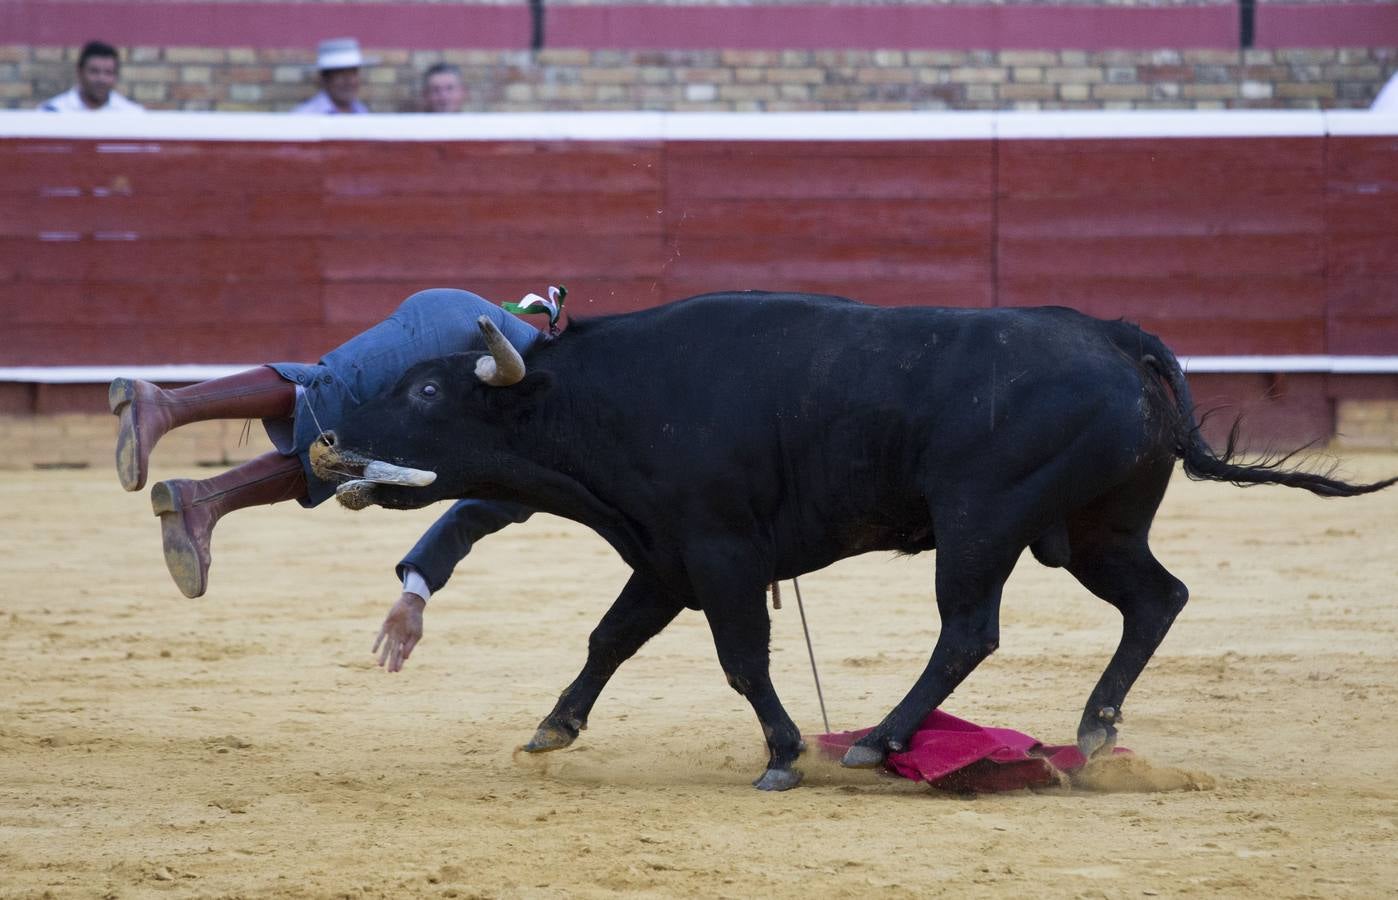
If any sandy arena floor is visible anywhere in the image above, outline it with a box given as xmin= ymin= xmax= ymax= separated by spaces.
xmin=1 ymin=453 xmax=1396 ymax=898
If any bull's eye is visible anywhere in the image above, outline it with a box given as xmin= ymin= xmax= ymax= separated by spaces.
xmin=421 ymin=383 xmax=439 ymax=398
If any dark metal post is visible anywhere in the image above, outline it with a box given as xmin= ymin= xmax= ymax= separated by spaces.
xmin=1239 ymin=0 xmax=1256 ymax=49
xmin=530 ymin=0 xmax=546 ymax=51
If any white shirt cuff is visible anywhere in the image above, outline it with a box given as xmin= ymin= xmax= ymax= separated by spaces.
xmin=401 ymin=566 xmax=431 ymax=603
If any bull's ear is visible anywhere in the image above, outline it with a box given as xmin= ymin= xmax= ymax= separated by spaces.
xmin=480 ymin=370 xmax=553 ymax=419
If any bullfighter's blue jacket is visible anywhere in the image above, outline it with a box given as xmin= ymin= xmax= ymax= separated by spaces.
xmin=264 ymin=288 xmax=541 ymax=593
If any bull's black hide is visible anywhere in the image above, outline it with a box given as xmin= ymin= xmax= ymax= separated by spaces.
xmin=318 ymin=292 xmax=1395 ymax=790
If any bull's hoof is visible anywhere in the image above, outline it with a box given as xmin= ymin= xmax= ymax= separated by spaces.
xmin=1077 ymin=706 xmax=1121 ymax=759
xmin=522 ymin=722 xmax=579 ymax=753
xmin=752 ymin=767 xmax=803 ymax=791
xmin=840 ymin=744 xmax=887 ymax=769
xmin=1076 ymin=726 xmax=1117 ymax=760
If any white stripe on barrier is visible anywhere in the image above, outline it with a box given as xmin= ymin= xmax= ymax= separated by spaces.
xmin=3 ymin=109 xmax=1397 ymax=143
xmin=4 ymin=357 xmax=1397 ymax=384
xmin=1182 ymin=356 xmax=1398 ymax=375
xmin=0 ymin=365 xmax=256 ymax=384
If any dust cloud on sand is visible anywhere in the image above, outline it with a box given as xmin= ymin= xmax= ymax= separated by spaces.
xmin=1 ymin=453 xmax=1396 ymax=897
xmin=1070 ymin=753 xmax=1216 ymax=793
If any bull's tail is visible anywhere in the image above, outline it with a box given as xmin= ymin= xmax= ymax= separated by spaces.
xmin=1135 ymin=335 xmax=1397 ymax=498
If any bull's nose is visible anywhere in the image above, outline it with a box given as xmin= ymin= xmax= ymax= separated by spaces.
xmin=308 ymin=430 xmax=346 ymax=483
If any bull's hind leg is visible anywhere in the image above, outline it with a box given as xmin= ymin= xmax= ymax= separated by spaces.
xmin=1065 ymin=463 xmax=1188 ymax=757
xmin=523 ymin=573 xmax=684 ymax=752
xmin=842 ymin=536 xmax=1018 ymax=769
xmin=1066 ymin=536 xmax=1188 ymax=758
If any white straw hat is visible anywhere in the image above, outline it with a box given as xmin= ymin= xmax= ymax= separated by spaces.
xmin=315 ymin=37 xmax=378 ymax=71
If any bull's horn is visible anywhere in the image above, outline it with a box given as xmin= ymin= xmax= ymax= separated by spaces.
xmin=362 ymin=460 xmax=437 ymax=487
xmin=475 ymin=315 xmax=526 ymax=386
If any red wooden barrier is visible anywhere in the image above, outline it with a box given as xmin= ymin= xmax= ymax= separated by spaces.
xmin=997 ymin=137 xmax=1328 ymax=354
xmin=1 ymin=130 xmax=1395 ymax=443
xmin=662 ymin=141 xmax=993 ymax=308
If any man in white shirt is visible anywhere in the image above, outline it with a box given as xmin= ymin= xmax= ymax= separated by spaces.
xmin=39 ymin=40 xmax=145 ymax=112
xmin=291 ymin=37 xmax=375 ymax=114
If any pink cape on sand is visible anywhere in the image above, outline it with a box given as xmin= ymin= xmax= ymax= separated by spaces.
xmin=817 ymin=709 xmax=1128 ymax=792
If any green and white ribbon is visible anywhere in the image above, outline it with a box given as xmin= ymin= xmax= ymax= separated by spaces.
xmin=503 ymin=284 xmax=567 ymax=329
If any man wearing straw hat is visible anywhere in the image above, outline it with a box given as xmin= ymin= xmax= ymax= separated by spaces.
xmin=292 ymin=37 xmax=376 ymax=114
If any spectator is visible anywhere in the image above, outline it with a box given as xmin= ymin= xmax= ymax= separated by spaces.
xmin=292 ymin=38 xmax=375 ymax=114
xmin=422 ymin=63 xmax=466 ymax=113
xmin=1373 ymin=70 xmax=1398 ymax=112
xmin=39 ymin=40 xmax=145 ymax=112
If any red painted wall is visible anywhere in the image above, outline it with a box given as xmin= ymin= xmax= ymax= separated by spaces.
xmin=2 ymin=132 xmax=1396 ymax=442
xmin=6 ymin=2 xmax=1396 ymax=50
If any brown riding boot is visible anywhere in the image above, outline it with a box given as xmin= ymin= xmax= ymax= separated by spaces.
xmin=109 ymin=366 xmax=297 ymax=492
xmin=151 ymin=451 xmax=307 ymax=598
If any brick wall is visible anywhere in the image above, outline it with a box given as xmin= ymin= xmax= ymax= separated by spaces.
xmin=7 ymin=45 xmax=1394 ymax=112
xmin=4 ymin=0 xmax=1397 ymax=111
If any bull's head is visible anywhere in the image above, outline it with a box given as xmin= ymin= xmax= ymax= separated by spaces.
xmin=311 ymin=316 xmax=547 ymax=510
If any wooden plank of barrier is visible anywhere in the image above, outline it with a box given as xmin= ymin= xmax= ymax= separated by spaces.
xmin=998 ymin=275 xmax=1325 ymax=319
xmin=666 ymin=143 xmax=991 ymax=202
xmin=997 ymin=194 xmax=1324 ymax=239
xmin=0 ymin=140 xmax=325 ymax=195
xmin=998 ymin=135 xmax=1327 ymax=355
xmin=0 ymin=192 xmax=327 ymax=239
xmin=661 ymin=234 xmax=989 ymax=283
xmin=667 ymin=198 xmax=989 ymax=243
xmin=1118 ymin=319 xmax=1326 ymax=356
xmin=663 ymin=140 xmax=993 ymax=307
xmin=317 ymin=234 xmax=666 ymax=282
xmin=997 ymin=138 xmax=1324 ymax=198
xmin=0 ymin=236 xmax=324 ymax=283
xmin=0 ymin=323 xmax=317 ymax=366
xmin=998 ymin=234 xmax=1325 ymax=280
xmin=322 ymin=142 xmax=664 ymax=196
xmin=1325 ymin=136 xmax=1398 ymax=355
xmin=0 ymin=281 xmax=324 ymax=326
xmin=319 ymin=192 xmax=664 ymax=239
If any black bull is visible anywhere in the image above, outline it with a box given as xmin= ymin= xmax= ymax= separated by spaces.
xmin=315 ymin=292 xmax=1395 ymax=790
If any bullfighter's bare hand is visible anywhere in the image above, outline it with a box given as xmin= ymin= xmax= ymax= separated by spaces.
xmin=373 ymin=592 xmax=425 ymax=673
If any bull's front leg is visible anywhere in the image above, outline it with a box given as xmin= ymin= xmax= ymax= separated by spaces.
xmin=689 ymin=547 xmax=804 ymax=791
xmin=524 ymin=572 xmax=683 ymax=752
